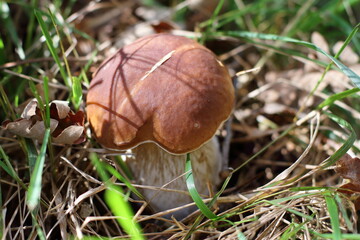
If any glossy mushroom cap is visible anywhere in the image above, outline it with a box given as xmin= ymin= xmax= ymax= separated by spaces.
xmin=86 ymin=33 xmax=234 ymax=154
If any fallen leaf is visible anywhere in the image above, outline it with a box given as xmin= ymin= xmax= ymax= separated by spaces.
xmin=53 ymin=125 xmax=85 ymax=144
xmin=2 ymin=118 xmax=58 ymax=142
xmin=311 ymin=32 xmax=330 ymax=63
xmin=21 ymin=98 xmax=39 ymax=119
xmin=334 ymin=153 xmax=360 ymax=201
xmin=151 ymin=21 xmax=176 ymax=33
xmin=335 ymin=153 xmax=360 ymax=185
xmin=333 ymin=41 xmax=359 ymax=65
xmin=2 ymin=99 xmax=85 ymax=145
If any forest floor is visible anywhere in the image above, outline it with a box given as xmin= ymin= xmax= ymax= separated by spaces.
xmin=1 ymin=0 xmax=360 ymax=239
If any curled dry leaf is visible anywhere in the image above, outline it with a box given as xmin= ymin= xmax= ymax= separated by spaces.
xmin=335 ymin=153 xmax=360 ymax=211
xmin=2 ymin=99 xmax=85 ymax=145
xmin=335 ymin=153 xmax=360 ymax=194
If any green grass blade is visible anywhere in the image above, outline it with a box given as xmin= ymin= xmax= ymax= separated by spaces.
xmin=0 ymin=2 xmax=25 ymax=60
xmin=311 ymin=232 xmax=360 ymax=239
xmin=199 ymin=1 xmax=262 ymax=29
xmin=43 ymin=76 xmax=51 ymax=128
xmin=105 ymin=164 xmax=144 ymax=200
xmin=42 ymin=76 xmax=55 ymax=168
xmin=71 ymin=76 xmax=82 ymax=110
xmin=62 ymin=0 xmax=77 ymax=18
xmin=114 ymin=155 xmax=134 ymax=179
xmin=47 ymin=9 xmax=75 ymax=90
xmin=237 ymin=231 xmax=247 ymax=240
xmin=244 ymin=38 xmax=328 ymax=67
xmin=25 ymin=138 xmax=38 ymax=173
xmin=317 ymin=88 xmax=360 ymax=109
xmin=28 ymin=80 xmax=44 ymax=106
xmin=34 ymin=9 xmax=71 ymax=88
xmin=26 ymin=128 xmax=50 ymax=211
xmin=27 ymin=76 xmax=54 ymax=171
xmin=89 ymin=153 xmax=144 ymax=240
xmin=0 ymin=161 xmax=12 ymax=178
xmin=14 ymin=80 xmax=26 ymax=108
xmin=324 ymin=192 xmax=341 ymax=240
xmin=280 ymin=221 xmax=308 ymax=240
xmin=322 ymin=112 xmax=356 ymax=168
xmin=89 ymin=153 xmax=109 ymax=180
xmin=0 ymin=147 xmax=19 ymax=178
xmin=207 ymin=0 xmax=226 ymax=30
xmin=335 ymin=194 xmax=353 ymax=232
xmin=328 ymin=13 xmax=360 ymax=53
xmin=25 ymin=0 xmax=38 ymax=49
xmin=264 ymin=191 xmax=322 ymax=206
xmin=105 ymin=188 xmax=144 ymax=240
xmin=47 ymin=9 xmax=85 ymax=109
xmin=332 ymin=22 xmax=360 ymax=60
xmin=185 ymin=153 xmax=218 ymax=220
xmin=0 ymin=79 xmax=17 ymax=121
xmin=27 ymin=79 xmax=46 ymax=171
xmin=0 ymin=168 xmax=2 ymax=239
xmin=31 ymin=212 xmax=46 ymax=240
xmin=264 ymin=200 xmax=313 ymax=221
xmin=0 ymin=146 xmax=27 ymax=189
xmin=0 ymin=37 xmax=5 ymax=64
xmin=217 ymin=24 xmax=360 ymax=87
xmin=79 ymin=49 xmax=98 ymax=85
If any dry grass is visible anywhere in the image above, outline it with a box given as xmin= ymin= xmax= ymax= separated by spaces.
xmin=1 ymin=0 xmax=360 ymax=239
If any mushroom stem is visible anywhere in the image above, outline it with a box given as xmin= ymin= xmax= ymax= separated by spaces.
xmin=126 ymin=137 xmax=222 ymax=219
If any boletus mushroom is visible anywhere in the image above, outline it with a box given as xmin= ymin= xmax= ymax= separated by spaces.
xmin=86 ymin=33 xmax=234 ymax=218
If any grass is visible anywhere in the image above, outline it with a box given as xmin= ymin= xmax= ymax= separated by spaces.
xmin=89 ymin=153 xmax=144 ymax=240
xmin=0 ymin=0 xmax=360 ymax=239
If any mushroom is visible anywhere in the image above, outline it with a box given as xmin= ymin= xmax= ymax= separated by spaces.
xmin=86 ymin=33 xmax=234 ymax=218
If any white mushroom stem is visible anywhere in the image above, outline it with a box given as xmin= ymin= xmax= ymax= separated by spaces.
xmin=126 ymin=137 xmax=222 ymax=219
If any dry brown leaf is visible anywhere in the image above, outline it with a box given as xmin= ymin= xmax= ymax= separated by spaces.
xmin=336 ymin=153 xmax=360 ymax=184
xmin=151 ymin=21 xmax=177 ymax=33
xmin=333 ymin=41 xmax=359 ymax=65
xmin=53 ymin=125 xmax=85 ymax=145
xmin=2 ymin=99 xmax=85 ymax=145
xmin=21 ymin=99 xmax=38 ymax=118
xmin=311 ymin=32 xmax=330 ymax=62
xmin=2 ymin=118 xmax=58 ymax=141
xmin=261 ymin=31 xmax=359 ymax=113
xmin=335 ymin=153 xmax=360 ymax=212
xmin=296 ymin=70 xmax=351 ymax=93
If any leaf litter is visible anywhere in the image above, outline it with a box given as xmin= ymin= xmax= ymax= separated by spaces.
xmin=2 ymin=99 xmax=85 ymax=145
xmin=0 ymin=0 xmax=360 ymax=239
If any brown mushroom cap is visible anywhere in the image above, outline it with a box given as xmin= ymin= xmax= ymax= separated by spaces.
xmin=86 ymin=33 xmax=234 ymax=154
